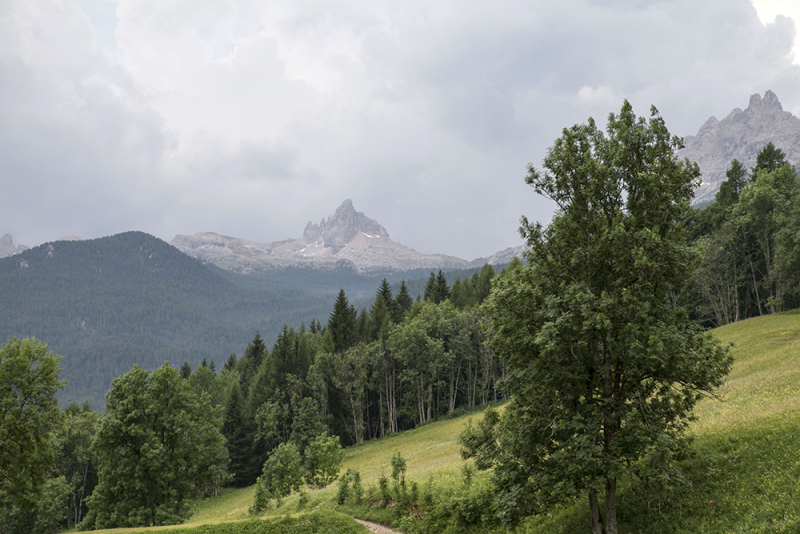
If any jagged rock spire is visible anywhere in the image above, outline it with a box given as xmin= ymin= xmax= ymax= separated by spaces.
xmin=680 ymin=90 xmax=800 ymax=204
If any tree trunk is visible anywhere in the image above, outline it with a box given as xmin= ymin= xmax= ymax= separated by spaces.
xmin=605 ymin=477 xmax=618 ymax=534
xmin=588 ymin=488 xmax=603 ymax=534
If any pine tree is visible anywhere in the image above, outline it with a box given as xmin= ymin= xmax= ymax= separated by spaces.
xmin=376 ymin=279 xmax=397 ymax=320
xmin=328 ymin=290 xmax=357 ymax=354
xmin=435 ymin=270 xmax=450 ymax=303
xmin=221 ymin=382 xmax=255 ymax=486
xmin=395 ymin=280 xmax=413 ymax=320
xmin=423 ymin=272 xmax=437 ymax=302
xmin=179 ymin=362 xmax=192 ymax=379
xmin=223 ymin=353 xmax=237 ymax=373
xmin=240 ymin=332 xmax=268 ymax=394
xmin=751 ymin=141 xmax=787 ymax=180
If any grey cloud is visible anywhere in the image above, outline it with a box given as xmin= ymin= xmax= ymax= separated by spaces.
xmin=3 ymin=0 xmax=800 ymax=260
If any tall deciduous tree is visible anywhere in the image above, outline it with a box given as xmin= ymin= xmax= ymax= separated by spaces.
xmin=466 ymin=102 xmax=731 ymax=533
xmin=0 ymin=338 xmax=65 ymax=511
xmin=84 ymin=364 xmax=229 ymax=529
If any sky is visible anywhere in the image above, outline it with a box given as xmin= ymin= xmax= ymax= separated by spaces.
xmin=2 ymin=0 xmax=800 ymax=261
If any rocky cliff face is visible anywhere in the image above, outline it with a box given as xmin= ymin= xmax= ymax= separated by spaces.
xmin=171 ymin=200 xmax=474 ymax=274
xmin=0 ymin=234 xmax=29 ymax=258
xmin=680 ymin=90 xmax=800 ymax=203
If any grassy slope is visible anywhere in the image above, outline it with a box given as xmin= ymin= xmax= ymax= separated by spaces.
xmin=93 ymin=313 xmax=800 ymax=533
xmin=523 ymin=312 xmax=800 ymax=533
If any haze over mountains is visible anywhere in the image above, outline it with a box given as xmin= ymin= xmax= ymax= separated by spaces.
xmin=172 ymin=199 xmax=523 ymax=274
xmin=5 ymin=91 xmax=799 ymax=267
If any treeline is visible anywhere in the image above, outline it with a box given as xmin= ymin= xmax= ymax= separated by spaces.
xmin=220 ymin=264 xmax=503 ymax=488
xmin=685 ymin=143 xmax=800 ymax=325
xmin=0 ymin=264 xmax=505 ymax=532
xmin=0 ymin=232 xmax=359 ymax=409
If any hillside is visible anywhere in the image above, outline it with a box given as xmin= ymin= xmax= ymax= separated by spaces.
xmin=0 ymin=232 xmax=332 ymax=409
xmin=0 ymin=232 xmax=498 ymax=410
xmin=156 ymin=312 xmax=800 ymax=534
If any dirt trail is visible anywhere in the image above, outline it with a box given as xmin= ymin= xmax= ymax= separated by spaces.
xmin=354 ymin=518 xmax=404 ymax=534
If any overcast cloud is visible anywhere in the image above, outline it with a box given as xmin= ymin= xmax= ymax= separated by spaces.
xmin=2 ymin=0 xmax=799 ymax=260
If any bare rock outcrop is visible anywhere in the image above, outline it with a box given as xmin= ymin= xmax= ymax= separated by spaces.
xmin=680 ymin=90 xmax=800 ymax=203
xmin=171 ymin=200 xmax=472 ymax=274
xmin=0 ymin=234 xmax=29 ymax=258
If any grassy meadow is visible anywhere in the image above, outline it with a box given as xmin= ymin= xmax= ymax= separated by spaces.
xmin=90 ymin=312 xmax=800 ymax=533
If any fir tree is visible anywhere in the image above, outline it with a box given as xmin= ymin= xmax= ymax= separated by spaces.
xmin=223 ymin=353 xmax=237 ymax=373
xmin=395 ymin=280 xmax=413 ymax=320
xmin=327 ymin=289 xmax=357 ymax=354
xmin=221 ymin=382 xmax=255 ymax=487
xmin=179 ymin=362 xmax=192 ymax=379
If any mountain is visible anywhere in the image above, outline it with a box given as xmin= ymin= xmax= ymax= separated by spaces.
xmin=171 ymin=199 xmax=474 ymax=274
xmin=680 ymin=90 xmax=800 ymax=203
xmin=470 ymin=244 xmax=525 ymax=266
xmin=0 ymin=232 xmax=336 ymax=409
xmin=0 ymin=234 xmax=29 ymax=258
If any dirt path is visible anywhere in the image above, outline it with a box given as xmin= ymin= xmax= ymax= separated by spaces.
xmin=354 ymin=518 xmax=404 ymax=534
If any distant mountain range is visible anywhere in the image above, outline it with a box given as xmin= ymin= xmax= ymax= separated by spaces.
xmin=0 ymin=231 xmax=502 ymax=409
xmin=680 ymin=90 xmax=800 ymax=204
xmin=0 ymin=232 xmax=335 ymax=409
xmin=171 ymin=199 xmax=523 ymax=274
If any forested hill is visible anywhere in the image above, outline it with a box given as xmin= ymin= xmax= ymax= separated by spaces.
xmin=0 ymin=232 xmax=333 ymax=409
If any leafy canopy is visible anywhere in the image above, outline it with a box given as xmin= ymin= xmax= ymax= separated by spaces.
xmin=464 ymin=102 xmax=732 ymax=532
xmin=83 ymin=363 xmax=229 ymax=529
xmin=0 ymin=338 xmax=65 ymax=511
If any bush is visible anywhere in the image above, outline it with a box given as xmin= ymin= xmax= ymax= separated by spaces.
xmin=305 ymin=434 xmax=344 ymax=489
xmin=262 ymin=442 xmax=303 ymax=498
xmin=123 ymin=510 xmax=368 ymax=534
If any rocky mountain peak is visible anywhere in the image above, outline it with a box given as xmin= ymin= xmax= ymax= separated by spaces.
xmin=302 ymin=199 xmax=389 ymax=253
xmin=680 ymin=90 xmax=800 ymax=203
xmin=171 ymin=199 xmax=470 ymax=273
xmin=0 ymin=234 xmax=29 ymax=258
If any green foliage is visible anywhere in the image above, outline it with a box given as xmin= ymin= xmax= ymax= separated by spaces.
xmin=450 ymin=265 xmax=495 ymax=310
xmin=751 ymin=141 xmax=787 ymax=179
xmin=261 ymin=442 xmax=304 ymax=498
xmin=395 ymin=280 xmax=414 ymax=320
xmin=250 ymin=477 xmax=273 ymax=514
xmin=127 ymin=511 xmax=369 ymax=534
xmin=687 ymin=145 xmax=800 ymax=325
xmin=0 ymin=232 xmax=345 ymax=409
xmin=83 ymin=363 xmax=229 ymax=529
xmin=476 ymin=102 xmax=732 ymax=532
xmin=328 ymin=289 xmax=358 ymax=354
xmin=291 ymin=398 xmax=326 ymax=457
xmin=305 ymin=434 xmax=344 ymax=489
xmin=0 ymin=475 xmax=71 ymax=534
xmin=424 ymin=270 xmax=451 ymax=304
xmin=57 ymin=401 xmax=99 ymax=528
xmin=222 ymin=380 xmax=257 ymax=487
xmin=0 ymin=337 xmax=65 ymax=510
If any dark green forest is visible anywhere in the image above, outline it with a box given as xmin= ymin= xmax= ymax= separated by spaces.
xmin=0 ymin=232 xmax=489 ymax=409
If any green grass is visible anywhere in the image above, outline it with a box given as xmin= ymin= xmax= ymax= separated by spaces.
xmin=188 ymin=486 xmax=255 ymax=524
xmin=520 ymin=312 xmax=800 ymax=533
xmin=94 ymin=511 xmax=368 ymax=534
xmin=91 ymin=313 xmax=800 ymax=533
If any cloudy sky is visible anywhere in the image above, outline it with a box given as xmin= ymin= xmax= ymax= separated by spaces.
xmin=2 ymin=0 xmax=800 ymax=260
